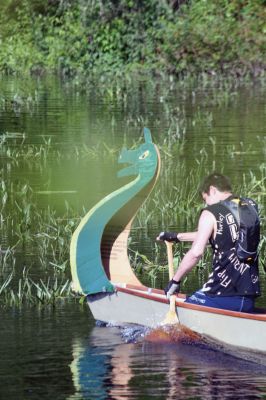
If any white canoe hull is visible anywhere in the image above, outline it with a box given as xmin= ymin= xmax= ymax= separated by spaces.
xmin=87 ymin=284 xmax=266 ymax=356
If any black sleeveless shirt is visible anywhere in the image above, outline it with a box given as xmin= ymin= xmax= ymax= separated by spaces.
xmin=202 ymin=201 xmax=261 ymax=297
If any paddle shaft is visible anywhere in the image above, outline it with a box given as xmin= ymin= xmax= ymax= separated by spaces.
xmin=166 ymin=241 xmax=174 ymax=280
xmin=162 ymin=241 xmax=179 ymax=324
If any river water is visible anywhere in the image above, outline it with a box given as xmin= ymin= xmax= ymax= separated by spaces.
xmin=1 ymin=304 xmax=266 ymax=399
xmin=0 ymin=75 xmax=266 ymax=398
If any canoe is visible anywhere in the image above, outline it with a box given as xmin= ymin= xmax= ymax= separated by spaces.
xmin=70 ymin=127 xmax=266 ymax=359
xmin=87 ymin=283 xmax=266 ymax=356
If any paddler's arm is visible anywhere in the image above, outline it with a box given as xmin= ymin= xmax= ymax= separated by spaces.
xmin=157 ymin=231 xmax=197 ymax=242
xmin=172 ymin=210 xmax=215 ymax=282
xmin=177 ymin=232 xmax=197 ymax=242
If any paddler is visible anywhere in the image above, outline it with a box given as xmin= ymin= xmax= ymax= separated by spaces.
xmin=158 ymin=173 xmax=261 ymax=312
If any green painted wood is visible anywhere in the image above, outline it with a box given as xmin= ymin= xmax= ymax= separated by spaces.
xmin=70 ymin=128 xmax=160 ymax=295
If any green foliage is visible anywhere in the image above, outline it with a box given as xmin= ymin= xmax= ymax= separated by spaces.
xmin=159 ymin=0 xmax=266 ymax=75
xmin=0 ymin=0 xmax=265 ymax=77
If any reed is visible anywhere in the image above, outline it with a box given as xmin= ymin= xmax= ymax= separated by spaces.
xmin=1 ymin=128 xmax=266 ymax=306
xmin=0 ymin=276 xmax=72 ymax=307
xmin=1 ymin=135 xmax=119 ymax=163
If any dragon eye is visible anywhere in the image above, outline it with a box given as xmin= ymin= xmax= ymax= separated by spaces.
xmin=139 ymin=150 xmax=149 ymax=160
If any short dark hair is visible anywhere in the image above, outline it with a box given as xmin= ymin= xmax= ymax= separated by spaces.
xmin=199 ymin=173 xmax=232 ymax=195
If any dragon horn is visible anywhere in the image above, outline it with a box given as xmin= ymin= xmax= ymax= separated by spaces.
xmin=144 ymin=127 xmax=152 ymax=143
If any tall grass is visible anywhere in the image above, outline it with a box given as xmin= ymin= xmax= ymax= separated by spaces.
xmin=0 ymin=271 xmax=72 ymax=307
xmin=1 ymin=126 xmax=266 ymax=305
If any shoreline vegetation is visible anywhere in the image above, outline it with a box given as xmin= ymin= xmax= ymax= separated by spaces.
xmin=0 ymin=0 xmax=265 ymax=80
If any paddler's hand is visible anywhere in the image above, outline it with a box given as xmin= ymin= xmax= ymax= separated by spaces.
xmin=157 ymin=231 xmax=180 ymax=243
xmin=164 ymin=279 xmax=181 ymax=299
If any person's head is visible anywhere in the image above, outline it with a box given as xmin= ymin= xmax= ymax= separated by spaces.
xmin=199 ymin=173 xmax=232 ymax=205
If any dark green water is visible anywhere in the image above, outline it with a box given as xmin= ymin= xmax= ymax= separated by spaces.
xmin=0 ymin=75 xmax=266 ymax=398
xmin=1 ymin=305 xmax=266 ymax=399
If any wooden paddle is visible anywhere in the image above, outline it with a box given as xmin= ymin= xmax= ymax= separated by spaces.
xmin=162 ymin=241 xmax=179 ymax=325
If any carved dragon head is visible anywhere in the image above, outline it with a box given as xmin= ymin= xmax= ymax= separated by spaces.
xmin=117 ymin=127 xmax=158 ymax=179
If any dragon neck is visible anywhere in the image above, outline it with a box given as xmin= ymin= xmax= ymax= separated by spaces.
xmin=70 ymin=141 xmax=160 ymax=295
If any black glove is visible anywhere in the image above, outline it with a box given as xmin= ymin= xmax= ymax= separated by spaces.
xmin=164 ymin=279 xmax=181 ymax=299
xmin=158 ymin=231 xmax=180 ymax=243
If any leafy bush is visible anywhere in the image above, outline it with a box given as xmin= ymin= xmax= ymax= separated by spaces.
xmin=0 ymin=0 xmax=265 ymax=77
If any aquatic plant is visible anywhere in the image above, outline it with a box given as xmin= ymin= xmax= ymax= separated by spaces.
xmin=1 ymin=124 xmax=266 ymax=307
xmin=0 ymin=133 xmax=120 ymax=164
xmin=0 ymin=271 xmax=72 ymax=307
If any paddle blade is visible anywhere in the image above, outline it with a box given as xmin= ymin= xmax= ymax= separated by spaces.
xmin=162 ymin=309 xmax=179 ymax=325
xmin=162 ymin=295 xmax=179 ymax=325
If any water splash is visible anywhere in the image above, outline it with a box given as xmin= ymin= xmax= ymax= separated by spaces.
xmin=120 ymin=325 xmax=149 ymax=343
xmin=96 ymin=320 xmax=150 ymax=344
xmin=143 ymin=324 xmax=202 ymax=345
xmin=117 ymin=323 xmax=202 ymax=346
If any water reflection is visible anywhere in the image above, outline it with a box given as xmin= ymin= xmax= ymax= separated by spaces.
xmin=69 ymin=327 xmax=134 ymax=400
xmin=70 ymin=326 xmax=266 ymax=399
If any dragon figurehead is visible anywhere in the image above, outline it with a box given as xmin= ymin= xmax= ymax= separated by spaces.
xmin=70 ymin=128 xmax=160 ymax=295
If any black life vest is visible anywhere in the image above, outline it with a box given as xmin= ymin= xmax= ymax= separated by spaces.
xmin=220 ymin=196 xmax=260 ymax=265
xmin=202 ymin=200 xmax=260 ymax=297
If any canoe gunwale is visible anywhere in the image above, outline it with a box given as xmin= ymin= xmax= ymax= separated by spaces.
xmin=116 ymin=283 xmax=266 ymax=322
